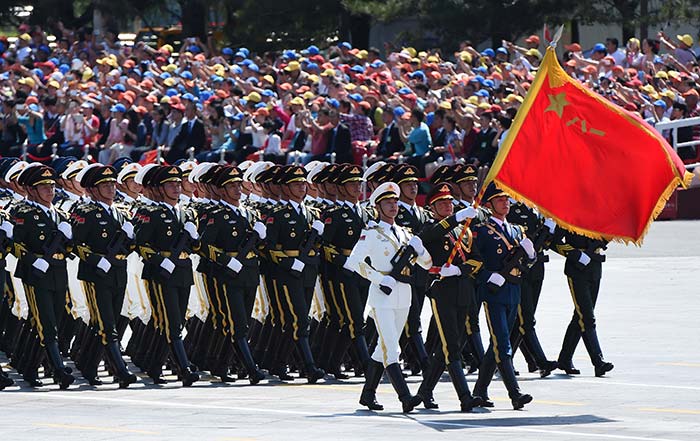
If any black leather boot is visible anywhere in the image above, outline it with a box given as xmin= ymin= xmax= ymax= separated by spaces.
xmin=170 ymin=338 xmax=199 ymax=387
xmin=297 ymin=336 xmax=325 ymax=383
xmin=353 ymin=335 xmax=371 ymax=372
xmin=0 ymin=366 xmax=13 ymax=389
xmin=473 ymin=350 xmax=497 ymax=407
xmin=327 ymin=329 xmax=350 ymax=379
xmin=581 ymin=328 xmax=614 ymax=377
xmin=447 ymin=360 xmax=481 ymax=412
xmin=105 ymin=340 xmax=137 ymax=388
xmin=410 ymin=334 xmax=431 ymax=378
xmin=522 ymin=329 xmax=558 ymax=378
xmin=235 ymin=338 xmax=266 ymax=385
xmin=359 ymin=359 xmax=384 ymax=411
xmin=466 ymin=331 xmax=485 ymax=374
xmin=498 ymin=355 xmax=532 ymax=410
xmin=385 ymin=362 xmax=422 ymax=413
xmin=417 ymin=356 xmax=444 ymax=409
xmin=45 ymin=341 xmax=74 ymax=390
xmin=558 ymin=321 xmax=582 ymax=374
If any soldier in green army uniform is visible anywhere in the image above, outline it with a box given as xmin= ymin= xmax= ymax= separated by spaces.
xmin=134 ymin=165 xmax=200 ymax=387
xmin=198 ymin=165 xmax=266 ymax=384
xmin=70 ymin=165 xmax=138 ymax=388
xmin=391 ymin=164 xmax=431 ymax=376
xmin=264 ymin=165 xmax=325 ymax=383
xmin=416 ymin=183 xmax=483 ymax=412
xmin=11 ymin=164 xmax=75 ymax=389
xmin=319 ymin=164 xmax=372 ymax=378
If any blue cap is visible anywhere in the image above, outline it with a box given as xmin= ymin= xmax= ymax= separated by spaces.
xmin=159 ymin=72 xmax=171 ymax=80
xmin=255 ymin=102 xmax=267 ymax=109
xmin=653 ymin=99 xmax=667 ymax=109
xmin=348 ymin=93 xmax=363 ymax=102
xmin=306 ymin=45 xmax=319 ymax=55
xmin=38 ymin=45 xmax=50 ymax=54
xmin=247 ymin=77 xmax=259 ymax=84
xmin=49 ymin=57 xmax=59 ymax=66
xmin=211 ymin=75 xmax=223 ymax=83
xmin=370 ymin=61 xmax=384 ymax=69
xmin=112 ymin=157 xmax=133 ymax=171
xmin=475 ymin=66 xmax=488 ymax=74
xmin=327 ymin=98 xmax=340 ymax=108
xmin=222 ymin=47 xmax=234 ymax=56
xmin=27 ymin=103 xmax=40 ymax=112
xmin=593 ymin=43 xmax=606 ymax=53
xmin=180 ymin=71 xmax=193 ymax=80
xmin=110 ymin=103 xmax=126 ymax=113
xmin=482 ymin=79 xmax=495 ymax=88
xmin=653 ymin=55 xmax=663 ymax=64
xmin=496 ymin=47 xmax=508 ymax=55
xmin=0 ymin=42 xmax=5 ymax=53
xmin=59 ymin=64 xmax=70 ymax=74
xmin=339 ymin=42 xmax=352 ymax=50
xmin=475 ymin=89 xmax=490 ymax=97
xmin=284 ymin=50 xmax=298 ymax=59
xmin=200 ymin=91 xmax=212 ymax=102
xmin=130 ymin=68 xmax=142 ymax=77
xmin=188 ymin=45 xmax=201 ymax=53
xmin=235 ymin=51 xmax=247 ymax=59
xmin=232 ymin=112 xmax=245 ymax=121
xmin=54 ymin=156 xmax=77 ymax=174
xmin=111 ymin=84 xmax=126 ymax=92
xmin=32 ymin=68 xmax=43 ymax=78
xmin=410 ymin=71 xmax=426 ymax=80
xmin=306 ymin=62 xmax=319 ymax=71
xmin=350 ymin=65 xmax=365 ymax=73
xmin=231 ymin=65 xmax=243 ymax=75
xmin=165 ymin=88 xmax=178 ymax=97
xmin=481 ymin=48 xmax=495 ymax=58
xmin=398 ymin=87 xmax=412 ymax=95
xmin=393 ymin=107 xmax=406 ymax=117
xmin=425 ymin=112 xmax=434 ymax=126
xmin=240 ymin=59 xmax=253 ymax=67
xmin=181 ymin=93 xmax=196 ymax=102
xmin=144 ymin=71 xmax=155 ymax=79
xmin=238 ymin=47 xmax=250 ymax=57
xmin=247 ymin=63 xmax=259 ymax=72
xmin=262 ymin=89 xmax=275 ymax=97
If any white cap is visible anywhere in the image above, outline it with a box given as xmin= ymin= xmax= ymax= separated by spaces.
xmin=62 ymin=159 xmax=88 ymax=180
xmin=4 ymin=160 xmax=29 ymax=182
xmin=117 ymin=162 xmax=142 ymax=184
xmin=369 ymin=182 xmax=400 ymax=206
xmin=244 ymin=161 xmax=272 ymax=183
xmin=74 ymin=162 xmax=101 ymax=184
xmin=189 ymin=162 xmax=215 ymax=184
xmin=304 ymin=160 xmax=322 ymax=172
xmin=362 ymin=161 xmax=385 ymax=181
xmin=306 ymin=162 xmax=329 ymax=184
xmin=238 ymin=160 xmax=254 ymax=172
xmin=177 ymin=160 xmax=198 ymax=173
xmin=134 ymin=163 xmax=159 ymax=185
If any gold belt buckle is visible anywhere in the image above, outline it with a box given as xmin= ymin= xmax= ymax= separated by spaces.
xmin=509 ymin=268 xmax=521 ymax=277
xmin=51 ymin=253 xmax=64 ymax=260
xmin=178 ymin=251 xmax=189 ymax=259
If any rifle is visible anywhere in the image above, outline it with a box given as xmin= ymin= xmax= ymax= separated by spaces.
xmin=35 ymin=227 xmax=69 ymax=276
xmin=298 ymin=228 xmax=322 ymax=266
xmin=103 ymin=229 xmax=128 ymax=268
xmin=380 ymin=245 xmax=417 ymax=295
xmin=159 ymin=230 xmax=192 ymax=277
xmin=231 ymin=229 xmax=261 ymax=270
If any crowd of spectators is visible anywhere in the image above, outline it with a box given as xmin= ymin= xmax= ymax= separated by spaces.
xmin=1 ymin=22 xmax=699 ymax=178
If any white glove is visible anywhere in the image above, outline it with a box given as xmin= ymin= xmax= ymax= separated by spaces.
xmin=57 ymin=221 xmax=72 ymax=239
xmin=487 ymin=272 xmax=506 ymax=287
xmin=0 ymin=220 xmax=13 ymax=238
xmin=455 ymin=207 xmax=477 ymax=222
xmin=543 ymin=218 xmax=556 ymax=234
xmin=252 ymin=221 xmax=266 ymax=240
xmin=379 ymin=275 xmax=397 ymax=289
xmin=578 ymin=251 xmax=591 ymax=266
xmin=97 ymin=257 xmax=111 ymax=273
xmin=311 ymin=219 xmax=324 ymax=235
xmin=439 ymin=264 xmax=461 ymax=278
xmin=160 ymin=258 xmax=175 ymax=274
xmin=121 ymin=221 xmax=135 ymax=239
xmin=520 ymin=237 xmax=536 ymax=259
xmin=408 ymin=235 xmax=425 ymax=256
xmin=184 ymin=221 xmax=199 ymax=240
xmin=291 ymin=258 xmax=305 ymax=273
xmin=33 ymin=257 xmax=49 ymax=273
xmin=227 ymin=257 xmax=243 ymax=273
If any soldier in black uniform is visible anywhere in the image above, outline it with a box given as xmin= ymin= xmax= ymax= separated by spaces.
xmin=392 ymin=164 xmax=431 ymax=376
xmin=507 ymin=202 xmax=558 ymax=377
xmin=554 ymin=231 xmax=614 ymax=377
xmin=71 ymin=165 xmax=138 ymax=388
xmin=198 ymin=165 xmax=266 ymax=384
xmin=319 ymin=164 xmax=371 ymax=377
xmin=134 ymin=165 xmax=199 ymax=387
xmin=12 ymin=165 xmax=75 ymax=389
xmin=264 ymin=165 xmax=325 ymax=383
xmin=416 ymin=184 xmax=483 ymax=412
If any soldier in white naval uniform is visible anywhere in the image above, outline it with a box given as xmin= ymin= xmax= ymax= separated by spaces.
xmin=345 ymin=182 xmax=432 ymax=413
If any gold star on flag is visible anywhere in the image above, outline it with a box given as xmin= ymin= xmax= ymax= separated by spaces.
xmin=544 ymin=92 xmax=570 ymax=118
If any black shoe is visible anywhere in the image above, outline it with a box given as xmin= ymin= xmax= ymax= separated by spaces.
xmin=422 ymin=396 xmax=439 ymax=409
xmin=149 ymin=373 xmax=168 ymax=385
xmin=23 ymin=375 xmax=43 ymax=388
xmin=539 ymin=360 xmax=558 ymax=378
xmin=528 ymin=363 xmax=538 ymax=373
xmin=402 ymin=395 xmax=423 ymax=413
xmin=0 ymin=375 xmax=14 ymax=389
xmin=329 ymin=369 xmax=349 ymax=380
xmin=86 ymin=375 xmax=103 ymax=386
xmin=461 ymin=396 xmax=482 ymax=412
xmin=273 ymin=368 xmax=294 ymax=381
xmin=118 ymin=373 xmax=138 ymax=389
xmin=511 ymin=393 xmax=533 ymax=410
xmin=54 ymin=368 xmax=75 ymax=390
xmin=558 ymin=362 xmax=580 ymax=375
xmin=594 ymin=362 xmax=614 ymax=377
xmin=306 ymin=366 xmax=325 ymax=384
xmin=214 ymin=370 xmax=236 ymax=383
xmin=182 ymin=372 xmax=199 ymax=387
xmin=359 ymin=395 xmax=384 ymax=411
xmin=248 ymin=369 xmax=266 ymax=385
xmin=514 ymin=369 xmax=520 ymax=376
xmin=474 ymin=396 xmax=494 ymax=407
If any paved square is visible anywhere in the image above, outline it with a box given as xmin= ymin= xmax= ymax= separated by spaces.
xmin=2 ymin=220 xmax=699 ymax=441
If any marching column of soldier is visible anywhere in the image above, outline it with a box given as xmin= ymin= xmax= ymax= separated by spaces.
xmin=0 ymin=156 xmax=615 ymax=413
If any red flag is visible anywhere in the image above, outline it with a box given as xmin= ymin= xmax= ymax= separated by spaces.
xmin=483 ymin=47 xmax=692 ymax=244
